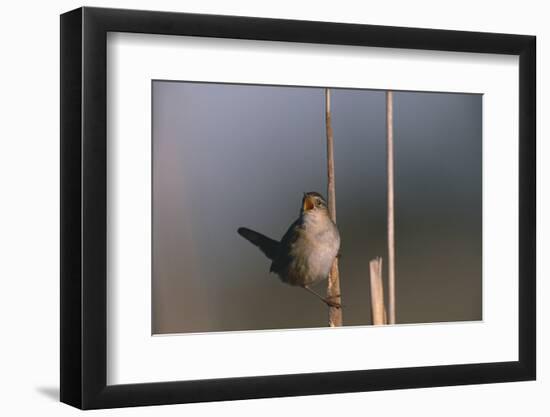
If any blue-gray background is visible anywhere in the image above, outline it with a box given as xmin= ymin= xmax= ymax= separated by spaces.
xmin=152 ymin=81 xmax=482 ymax=334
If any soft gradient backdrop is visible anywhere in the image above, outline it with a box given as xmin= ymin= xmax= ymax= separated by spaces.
xmin=152 ymin=81 xmax=482 ymax=334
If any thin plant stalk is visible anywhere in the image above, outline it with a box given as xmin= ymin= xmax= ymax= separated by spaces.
xmin=369 ymin=257 xmax=385 ymax=325
xmin=325 ymin=88 xmax=343 ymax=327
xmin=387 ymin=91 xmax=396 ymax=325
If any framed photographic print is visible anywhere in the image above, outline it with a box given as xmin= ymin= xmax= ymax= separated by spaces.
xmin=60 ymin=6 xmax=536 ymax=409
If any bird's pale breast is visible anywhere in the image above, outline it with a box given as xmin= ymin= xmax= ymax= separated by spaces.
xmin=284 ymin=212 xmax=340 ymax=286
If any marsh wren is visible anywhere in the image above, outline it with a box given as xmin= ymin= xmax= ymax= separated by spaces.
xmin=238 ymin=192 xmax=341 ymax=308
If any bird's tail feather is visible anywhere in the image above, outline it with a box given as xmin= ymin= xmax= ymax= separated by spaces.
xmin=237 ymin=227 xmax=280 ymax=261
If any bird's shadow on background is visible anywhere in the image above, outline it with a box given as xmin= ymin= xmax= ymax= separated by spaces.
xmin=36 ymin=386 xmax=59 ymax=401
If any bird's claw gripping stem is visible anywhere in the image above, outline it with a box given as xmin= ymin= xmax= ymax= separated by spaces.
xmin=324 ymin=294 xmax=342 ymax=309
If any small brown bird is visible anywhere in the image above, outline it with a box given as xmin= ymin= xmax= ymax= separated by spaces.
xmin=238 ymin=192 xmax=341 ymax=308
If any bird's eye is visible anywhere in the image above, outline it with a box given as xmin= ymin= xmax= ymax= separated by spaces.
xmin=316 ymin=199 xmax=324 ymax=207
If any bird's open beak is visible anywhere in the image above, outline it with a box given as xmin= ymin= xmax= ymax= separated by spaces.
xmin=302 ymin=194 xmax=314 ymax=212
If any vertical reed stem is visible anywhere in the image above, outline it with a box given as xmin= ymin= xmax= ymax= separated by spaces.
xmin=387 ymin=91 xmax=396 ymax=325
xmin=369 ymin=257 xmax=385 ymax=325
xmin=325 ymin=88 xmax=343 ymax=327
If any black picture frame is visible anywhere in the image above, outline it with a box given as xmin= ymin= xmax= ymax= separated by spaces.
xmin=60 ymin=6 xmax=536 ymax=410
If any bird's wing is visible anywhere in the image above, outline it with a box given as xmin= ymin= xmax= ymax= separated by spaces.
xmin=237 ymin=227 xmax=280 ymax=261
xmin=269 ymin=218 xmax=303 ymax=274
xmin=279 ymin=217 xmax=303 ymax=248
